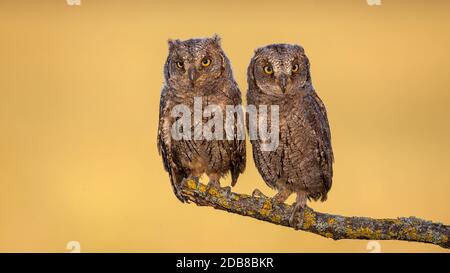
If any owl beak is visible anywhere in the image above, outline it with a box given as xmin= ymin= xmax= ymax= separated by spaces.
xmin=188 ymin=67 xmax=198 ymax=86
xmin=279 ymin=74 xmax=288 ymax=93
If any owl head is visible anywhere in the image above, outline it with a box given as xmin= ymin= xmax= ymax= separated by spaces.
xmin=248 ymin=44 xmax=311 ymax=96
xmin=164 ymin=35 xmax=232 ymax=92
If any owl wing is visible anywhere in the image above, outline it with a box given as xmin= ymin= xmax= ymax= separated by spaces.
xmin=228 ymin=83 xmax=246 ymax=186
xmin=246 ymin=91 xmax=281 ymax=189
xmin=304 ymin=89 xmax=334 ymax=193
xmin=157 ymin=87 xmax=187 ymax=202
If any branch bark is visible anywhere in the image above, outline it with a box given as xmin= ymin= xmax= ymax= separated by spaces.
xmin=180 ymin=178 xmax=450 ymax=250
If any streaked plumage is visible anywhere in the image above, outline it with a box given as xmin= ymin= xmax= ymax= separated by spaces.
xmin=246 ymin=44 xmax=333 ymax=222
xmin=157 ymin=35 xmax=246 ymax=202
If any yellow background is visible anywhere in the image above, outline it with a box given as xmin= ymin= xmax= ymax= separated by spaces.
xmin=0 ymin=0 xmax=449 ymax=252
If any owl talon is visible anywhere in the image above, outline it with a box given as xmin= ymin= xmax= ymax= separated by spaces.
xmin=223 ymin=186 xmax=232 ymax=195
xmin=289 ymin=202 xmax=305 ymax=229
xmin=252 ymin=188 xmax=268 ymax=199
xmin=206 ymin=179 xmax=221 ymax=193
xmin=174 ymin=182 xmax=189 ymax=203
xmin=191 ymin=176 xmax=200 ymax=183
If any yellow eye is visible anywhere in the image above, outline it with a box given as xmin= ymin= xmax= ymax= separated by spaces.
xmin=201 ymin=58 xmax=211 ymax=67
xmin=263 ymin=66 xmax=273 ymax=75
xmin=176 ymin=61 xmax=184 ymax=69
xmin=292 ymin=64 xmax=299 ymax=73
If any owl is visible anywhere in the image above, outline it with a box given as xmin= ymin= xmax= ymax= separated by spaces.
xmin=246 ymin=44 xmax=334 ymax=224
xmin=157 ymin=35 xmax=246 ymax=202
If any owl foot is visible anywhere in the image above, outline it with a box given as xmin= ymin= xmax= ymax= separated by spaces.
xmin=289 ymin=192 xmax=307 ymax=229
xmin=289 ymin=202 xmax=305 ymax=229
xmin=272 ymin=188 xmax=292 ymax=204
xmin=174 ymin=188 xmax=188 ymax=203
xmin=252 ymin=188 xmax=269 ymax=199
xmin=206 ymin=179 xmax=221 ymax=193
xmin=222 ymin=186 xmax=232 ymax=195
xmin=178 ymin=176 xmax=200 ymax=203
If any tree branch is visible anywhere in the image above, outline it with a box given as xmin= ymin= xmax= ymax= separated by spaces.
xmin=180 ymin=178 xmax=450 ymax=250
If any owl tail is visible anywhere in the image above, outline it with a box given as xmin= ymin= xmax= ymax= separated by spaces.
xmin=231 ymin=168 xmax=239 ymax=187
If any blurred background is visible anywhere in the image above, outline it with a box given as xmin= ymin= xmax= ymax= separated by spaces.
xmin=0 ymin=0 xmax=449 ymax=252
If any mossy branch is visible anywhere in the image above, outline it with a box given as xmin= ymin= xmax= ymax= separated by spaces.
xmin=180 ymin=178 xmax=450 ymax=250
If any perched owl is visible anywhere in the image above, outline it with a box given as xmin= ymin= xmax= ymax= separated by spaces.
xmin=246 ymin=44 xmax=334 ymax=224
xmin=157 ymin=35 xmax=246 ymax=202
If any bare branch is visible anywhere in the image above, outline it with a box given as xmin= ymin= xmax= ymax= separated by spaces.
xmin=180 ymin=178 xmax=450 ymax=250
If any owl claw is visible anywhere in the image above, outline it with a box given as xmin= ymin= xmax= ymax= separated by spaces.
xmin=223 ymin=186 xmax=232 ymax=195
xmin=206 ymin=179 xmax=221 ymax=193
xmin=175 ymin=183 xmax=189 ymax=203
xmin=177 ymin=176 xmax=201 ymax=203
xmin=252 ymin=188 xmax=268 ymax=199
xmin=289 ymin=202 xmax=305 ymax=229
xmin=191 ymin=176 xmax=200 ymax=183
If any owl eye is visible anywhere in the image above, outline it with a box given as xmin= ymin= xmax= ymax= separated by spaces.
xmin=176 ymin=61 xmax=184 ymax=69
xmin=201 ymin=58 xmax=212 ymax=67
xmin=292 ymin=64 xmax=299 ymax=73
xmin=263 ymin=66 xmax=273 ymax=75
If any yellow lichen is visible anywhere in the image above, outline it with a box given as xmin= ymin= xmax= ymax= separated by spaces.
xmin=208 ymin=187 xmax=220 ymax=197
xmin=270 ymin=214 xmax=282 ymax=223
xmin=262 ymin=200 xmax=272 ymax=210
xmin=220 ymin=199 xmax=231 ymax=209
xmin=198 ymin=184 xmax=207 ymax=193
xmin=324 ymin=232 xmax=334 ymax=238
xmin=259 ymin=209 xmax=270 ymax=217
xmin=402 ymin=227 xmax=419 ymax=240
xmin=327 ymin=218 xmax=336 ymax=226
xmin=375 ymin=230 xmax=382 ymax=239
xmin=346 ymin=227 xmax=381 ymax=239
xmin=186 ymin=179 xmax=197 ymax=190
xmin=258 ymin=200 xmax=273 ymax=217
xmin=302 ymin=209 xmax=316 ymax=229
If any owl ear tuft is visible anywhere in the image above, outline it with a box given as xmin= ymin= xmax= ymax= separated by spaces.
xmin=168 ymin=39 xmax=180 ymax=50
xmin=247 ymin=56 xmax=257 ymax=89
xmin=294 ymin=44 xmax=305 ymax=53
xmin=211 ymin=34 xmax=221 ymax=46
xmin=253 ymin=47 xmax=264 ymax=56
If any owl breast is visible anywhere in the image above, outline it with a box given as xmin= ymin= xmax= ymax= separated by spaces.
xmin=170 ymin=92 xmax=235 ymax=177
xmin=253 ymin=95 xmax=329 ymax=199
